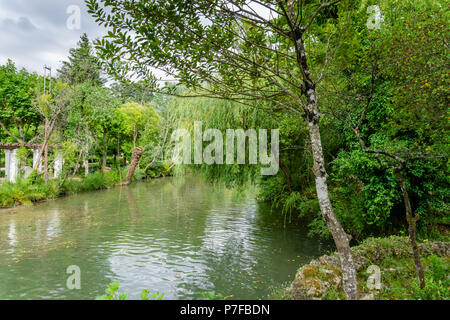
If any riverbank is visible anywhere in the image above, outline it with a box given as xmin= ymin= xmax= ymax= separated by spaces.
xmin=0 ymin=169 xmax=169 ymax=209
xmin=0 ymin=176 xmax=321 ymax=299
xmin=284 ymin=236 xmax=449 ymax=300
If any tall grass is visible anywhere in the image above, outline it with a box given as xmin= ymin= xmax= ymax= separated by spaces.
xmin=0 ymin=174 xmax=59 ymax=207
xmin=60 ymin=171 xmax=121 ymax=195
xmin=1 ymin=170 xmax=121 ymax=208
xmin=0 ymin=163 xmax=172 ymax=209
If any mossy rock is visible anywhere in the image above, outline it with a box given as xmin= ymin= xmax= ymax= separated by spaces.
xmin=285 ymin=237 xmax=450 ymax=300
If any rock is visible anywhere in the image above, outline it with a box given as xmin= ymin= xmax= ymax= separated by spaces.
xmin=428 ymin=242 xmax=450 ymax=256
xmin=319 ymin=255 xmax=340 ymax=267
xmin=352 ymin=253 xmax=370 ymax=271
xmin=285 ymin=237 xmax=450 ymax=300
xmin=361 ymin=293 xmax=375 ymax=300
xmin=286 ymin=263 xmax=342 ymax=300
xmin=310 ymin=259 xmax=319 ymax=266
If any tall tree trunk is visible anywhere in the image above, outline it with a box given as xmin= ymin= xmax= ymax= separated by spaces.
xmin=296 ymin=31 xmax=359 ymax=299
xmin=307 ymin=117 xmax=359 ymax=300
xmin=122 ymin=147 xmax=144 ymax=185
xmin=44 ymin=143 xmax=48 ymax=183
xmin=72 ymin=162 xmax=80 ymax=178
xmin=72 ymin=150 xmax=83 ymax=178
xmin=33 ymin=117 xmax=58 ymax=180
xmin=394 ymin=170 xmax=425 ymax=288
xmin=33 ymin=120 xmax=48 ymax=172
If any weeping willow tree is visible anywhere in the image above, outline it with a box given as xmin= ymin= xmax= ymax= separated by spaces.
xmin=167 ymin=91 xmax=274 ymax=185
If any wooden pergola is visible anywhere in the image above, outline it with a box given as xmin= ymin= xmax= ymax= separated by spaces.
xmin=0 ymin=142 xmax=43 ymax=150
xmin=0 ymin=142 xmax=61 ymax=182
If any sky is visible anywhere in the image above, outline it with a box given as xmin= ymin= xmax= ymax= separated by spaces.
xmin=0 ymin=0 xmax=104 ymax=76
xmin=0 ymin=1 xmax=274 ymax=81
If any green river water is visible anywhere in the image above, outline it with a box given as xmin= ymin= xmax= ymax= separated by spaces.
xmin=0 ymin=176 xmax=332 ymax=300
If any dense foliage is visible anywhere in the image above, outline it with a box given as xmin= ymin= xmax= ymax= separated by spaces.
xmin=0 ymin=35 xmax=172 ymax=204
xmin=159 ymin=0 xmax=449 ymax=242
xmin=0 ymin=0 xmax=447 ymax=301
xmin=1 ymin=1 xmax=447 ymax=239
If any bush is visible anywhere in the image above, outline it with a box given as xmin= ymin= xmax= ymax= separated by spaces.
xmin=0 ymin=175 xmax=59 ymax=207
xmin=0 ymin=170 xmax=121 ymax=208
xmin=411 ymin=255 xmax=450 ymax=300
xmin=96 ymin=281 xmax=165 ymax=300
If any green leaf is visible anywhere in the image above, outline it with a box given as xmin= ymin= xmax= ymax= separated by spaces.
xmin=119 ymin=292 xmax=129 ymax=300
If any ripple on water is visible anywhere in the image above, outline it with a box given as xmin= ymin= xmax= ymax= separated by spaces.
xmin=0 ymin=177 xmax=333 ymax=300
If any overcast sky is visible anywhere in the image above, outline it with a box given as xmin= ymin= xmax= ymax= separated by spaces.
xmin=0 ymin=1 xmax=273 ymax=81
xmin=0 ymin=0 xmax=105 ymax=75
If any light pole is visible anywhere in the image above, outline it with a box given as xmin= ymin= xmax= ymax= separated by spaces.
xmin=43 ymin=65 xmax=52 ymax=94
xmin=42 ymin=65 xmax=52 ymax=182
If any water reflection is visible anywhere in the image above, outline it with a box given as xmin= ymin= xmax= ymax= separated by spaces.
xmin=0 ymin=176 xmax=332 ymax=300
xmin=7 ymin=220 xmax=17 ymax=250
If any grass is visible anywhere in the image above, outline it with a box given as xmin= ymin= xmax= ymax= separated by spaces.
xmin=372 ymin=254 xmax=449 ymax=300
xmin=324 ymin=253 xmax=449 ymax=300
xmin=60 ymin=170 xmax=121 ymax=195
xmin=0 ymin=175 xmax=59 ymax=207
xmin=0 ymin=167 xmax=165 ymax=209
xmin=323 ymin=236 xmax=450 ymax=300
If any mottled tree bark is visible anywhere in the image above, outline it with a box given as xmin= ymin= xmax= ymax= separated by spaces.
xmin=122 ymin=147 xmax=144 ymax=185
xmin=394 ymin=170 xmax=425 ymax=288
xmin=296 ymin=33 xmax=359 ymax=299
xmin=307 ymin=114 xmax=359 ymax=300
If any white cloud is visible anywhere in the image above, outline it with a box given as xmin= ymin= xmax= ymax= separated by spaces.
xmin=0 ymin=0 xmax=105 ymax=75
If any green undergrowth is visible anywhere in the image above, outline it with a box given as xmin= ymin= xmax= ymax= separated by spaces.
xmin=325 ymin=237 xmax=449 ymax=300
xmin=0 ymin=168 xmax=166 ymax=209
xmin=96 ymin=281 xmax=229 ymax=300
xmin=325 ymin=254 xmax=449 ymax=300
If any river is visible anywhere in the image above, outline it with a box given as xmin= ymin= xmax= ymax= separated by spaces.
xmin=0 ymin=176 xmax=332 ymax=300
